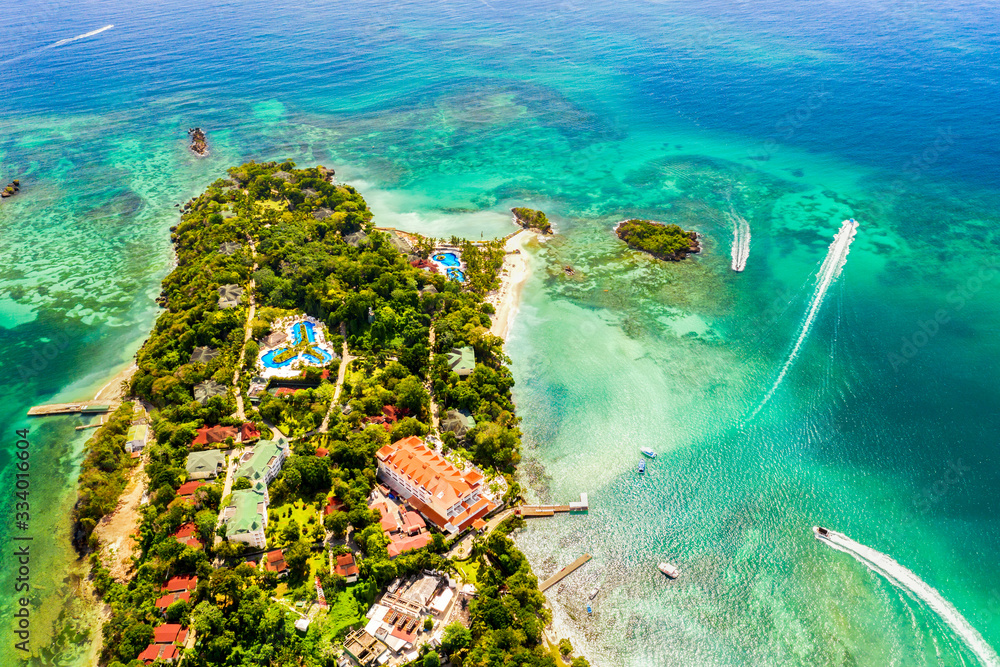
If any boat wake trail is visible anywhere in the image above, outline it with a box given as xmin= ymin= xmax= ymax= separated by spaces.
xmin=751 ymin=218 xmax=858 ymax=417
xmin=47 ymin=24 xmax=114 ymax=48
xmin=815 ymin=528 xmax=1000 ymax=667
xmin=729 ymin=209 xmax=751 ymax=272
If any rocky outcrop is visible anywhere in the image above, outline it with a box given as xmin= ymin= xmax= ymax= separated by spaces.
xmin=1 ymin=179 xmax=20 ymax=199
xmin=188 ymin=127 xmax=208 ymax=156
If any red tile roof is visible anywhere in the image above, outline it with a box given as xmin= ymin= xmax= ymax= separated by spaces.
xmin=172 ymin=523 xmax=203 ymax=550
xmin=162 ymin=574 xmax=197 ymax=593
xmin=323 ymin=497 xmax=345 ymax=515
xmin=264 ymin=549 xmax=287 ymax=573
xmin=315 ymin=447 xmax=329 ymax=457
xmin=402 ymin=511 xmax=426 ymax=535
xmin=387 ymin=533 xmax=433 ymax=558
xmin=374 ymin=502 xmax=400 ymax=533
xmin=139 ymin=643 xmax=180 ymax=663
xmin=239 ymin=422 xmax=261 ymax=441
xmin=192 ymin=425 xmax=238 ymax=447
xmin=155 ymin=590 xmax=191 ymax=610
xmin=176 ymin=480 xmax=205 ymax=497
xmin=376 ymin=437 xmax=486 ymax=530
xmin=335 ymin=553 xmax=359 ymax=578
xmin=152 ymin=624 xmax=187 ymax=644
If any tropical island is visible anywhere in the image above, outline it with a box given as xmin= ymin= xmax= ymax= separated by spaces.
xmin=511 ymin=207 xmax=552 ymax=234
xmin=615 ymin=218 xmax=700 ymax=261
xmin=73 ymin=160 xmax=588 ymax=667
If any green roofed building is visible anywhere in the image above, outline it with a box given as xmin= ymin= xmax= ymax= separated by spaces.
xmin=236 ymin=438 xmax=288 ymax=485
xmin=186 ymin=449 xmax=226 ymax=480
xmin=222 ymin=485 xmax=267 ymax=548
xmin=447 ymin=346 xmax=476 ymax=378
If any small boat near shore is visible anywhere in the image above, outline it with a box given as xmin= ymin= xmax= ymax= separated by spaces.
xmin=658 ymin=562 xmax=680 ymax=578
xmin=638 ymin=460 xmax=646 ymax=473
xmin=641 ymin=447 xmax=656 ymax=459
xmin=588 ymin=586 xmax=600 ymax=600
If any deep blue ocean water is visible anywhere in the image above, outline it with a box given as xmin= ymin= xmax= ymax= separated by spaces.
xmin=1 ymin=0 xmax=999 ymax=664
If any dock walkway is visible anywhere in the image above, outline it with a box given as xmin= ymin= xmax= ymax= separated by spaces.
xmin=539 ymin=554 xmax=592 ymax=592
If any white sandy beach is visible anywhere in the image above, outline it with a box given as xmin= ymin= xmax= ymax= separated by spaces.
xmin=488 ymin=229 xmax=535 ymax=339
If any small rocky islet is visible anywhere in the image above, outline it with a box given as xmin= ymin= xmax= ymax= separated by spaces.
xmin=1 ymin=179 xmax=21 ymax=199
xmin=615 ymin=218 xmax=701 ymax=261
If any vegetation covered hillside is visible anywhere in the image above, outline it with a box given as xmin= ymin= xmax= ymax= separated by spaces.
xmin=615 ymin=218 xmax=700 ymax=261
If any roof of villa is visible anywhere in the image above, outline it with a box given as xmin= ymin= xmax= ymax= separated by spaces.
xmin=218 ymin=284 xmax=245 ymax=309
xmin=262 ymin=330 xmax=289 ymax=348
xmin=236 ymin=438 xmax=286 ymax=482
xmin=441 ymin=410 xmax=475 ymax=438
xmin=225 ymin=488 xmax=266 ymax=535
xmin=185 ymin=449 xmax=225 ymax=476
xmin=218 ymin=241 xmax=242 ymax=255
xmin=344 ymin=230 xmax=368 ymax=247
xmin=194 ymin=380 xmax=227 ymax=405
xmin=190 ymin=346 xmax=219 ymax=363
xmin=191 ymin=425 xmax=238 ymax=447
xmin=446 ymin=346 xmax=476 ymax=376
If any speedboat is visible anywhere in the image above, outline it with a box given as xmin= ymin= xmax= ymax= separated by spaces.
xmin=586 ymin=604 xmax=593 ymax=615
xmin=588 ymin=586 xmax=600 ymax=600
xmin=812 ymin=526 xmax=830 ymax=539
xmin=638 ymin=460 xmax=646 ymax=473
xmin=640 ymin=447 xmax=656 ymax=459
xmin=658 ymin=562 xmax=680 ymax=578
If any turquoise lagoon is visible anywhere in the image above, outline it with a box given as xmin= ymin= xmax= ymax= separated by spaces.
xmin=1 ymin=0 xmax=999 ymax=664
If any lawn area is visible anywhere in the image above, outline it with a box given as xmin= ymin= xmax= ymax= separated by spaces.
xmin=323 ymin=588 xmax=367 ymax=639
xmin=267 ymin=499 xmax=323 ymax=548
xmin=453 ymin=558 xmax=479 ymax=585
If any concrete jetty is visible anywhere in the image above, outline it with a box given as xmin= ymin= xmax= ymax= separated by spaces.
xmin=539 ymin=554 xmax=592 ymax=592
xmin=27 ymin=402 xmax=114 ymax=417
xmin=517 ymin=493 xmax=588 ymax=517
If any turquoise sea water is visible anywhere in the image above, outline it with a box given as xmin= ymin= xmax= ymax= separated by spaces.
xmin=2 ymin=0 xmax=999 ymax=664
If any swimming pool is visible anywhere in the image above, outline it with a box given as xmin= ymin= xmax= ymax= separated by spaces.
xmin=260 ymin=319 xmax=334 ymax=370
xmin=432 ymin=251 xmax=465 ymax=282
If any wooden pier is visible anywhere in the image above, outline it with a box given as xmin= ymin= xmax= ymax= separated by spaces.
xmin=539 ymin=554 xmax=592 ymax=592
xmin=27 ymin=402 xmax=114 ymax=417
xmin=516 ymin=493 xmax=589 ymax=518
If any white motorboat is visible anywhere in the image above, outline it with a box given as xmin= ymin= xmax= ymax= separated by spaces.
xmin=658 ymin=562 xmax=679 ymax=578
xmin=588 ymin=586 xmax=600 ymax=600
xmin=641 ymin=447 xmax=656 ymax=459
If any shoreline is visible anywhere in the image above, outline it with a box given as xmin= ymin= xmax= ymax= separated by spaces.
xmin=487 ymin=228 xmax=535 ymax=340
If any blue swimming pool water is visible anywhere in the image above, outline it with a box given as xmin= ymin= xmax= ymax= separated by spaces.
xmin=433 ymin=252 xmax=460 ymax=268
xmin=261 ymin=348 xmax=295 ymax=369
xmin=292 ymin=321 xmax=316 ymax=344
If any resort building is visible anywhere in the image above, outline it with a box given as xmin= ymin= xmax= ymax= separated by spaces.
xmin=185 ymin=450 xmax=226 ymax=480
xmin=221 ymin=486 xmax=268 ymax=548
xmin=343 ymin=629 xmax=389 ymax=667
xmin=236 ymin=437 xmax=288 ymax=486
xmin=375 ymin=436 xmax=495 ymax=534
xmin=126 ymin=424 xmax=148 ymax=454
xmin=446 ymin=346 xmax=476 ymax=377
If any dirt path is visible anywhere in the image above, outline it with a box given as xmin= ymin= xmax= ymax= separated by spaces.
xmin=233 ymin=236 xmax=258 ymax=421
xmin=319 ymin=323 xmax=353 ymax=433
